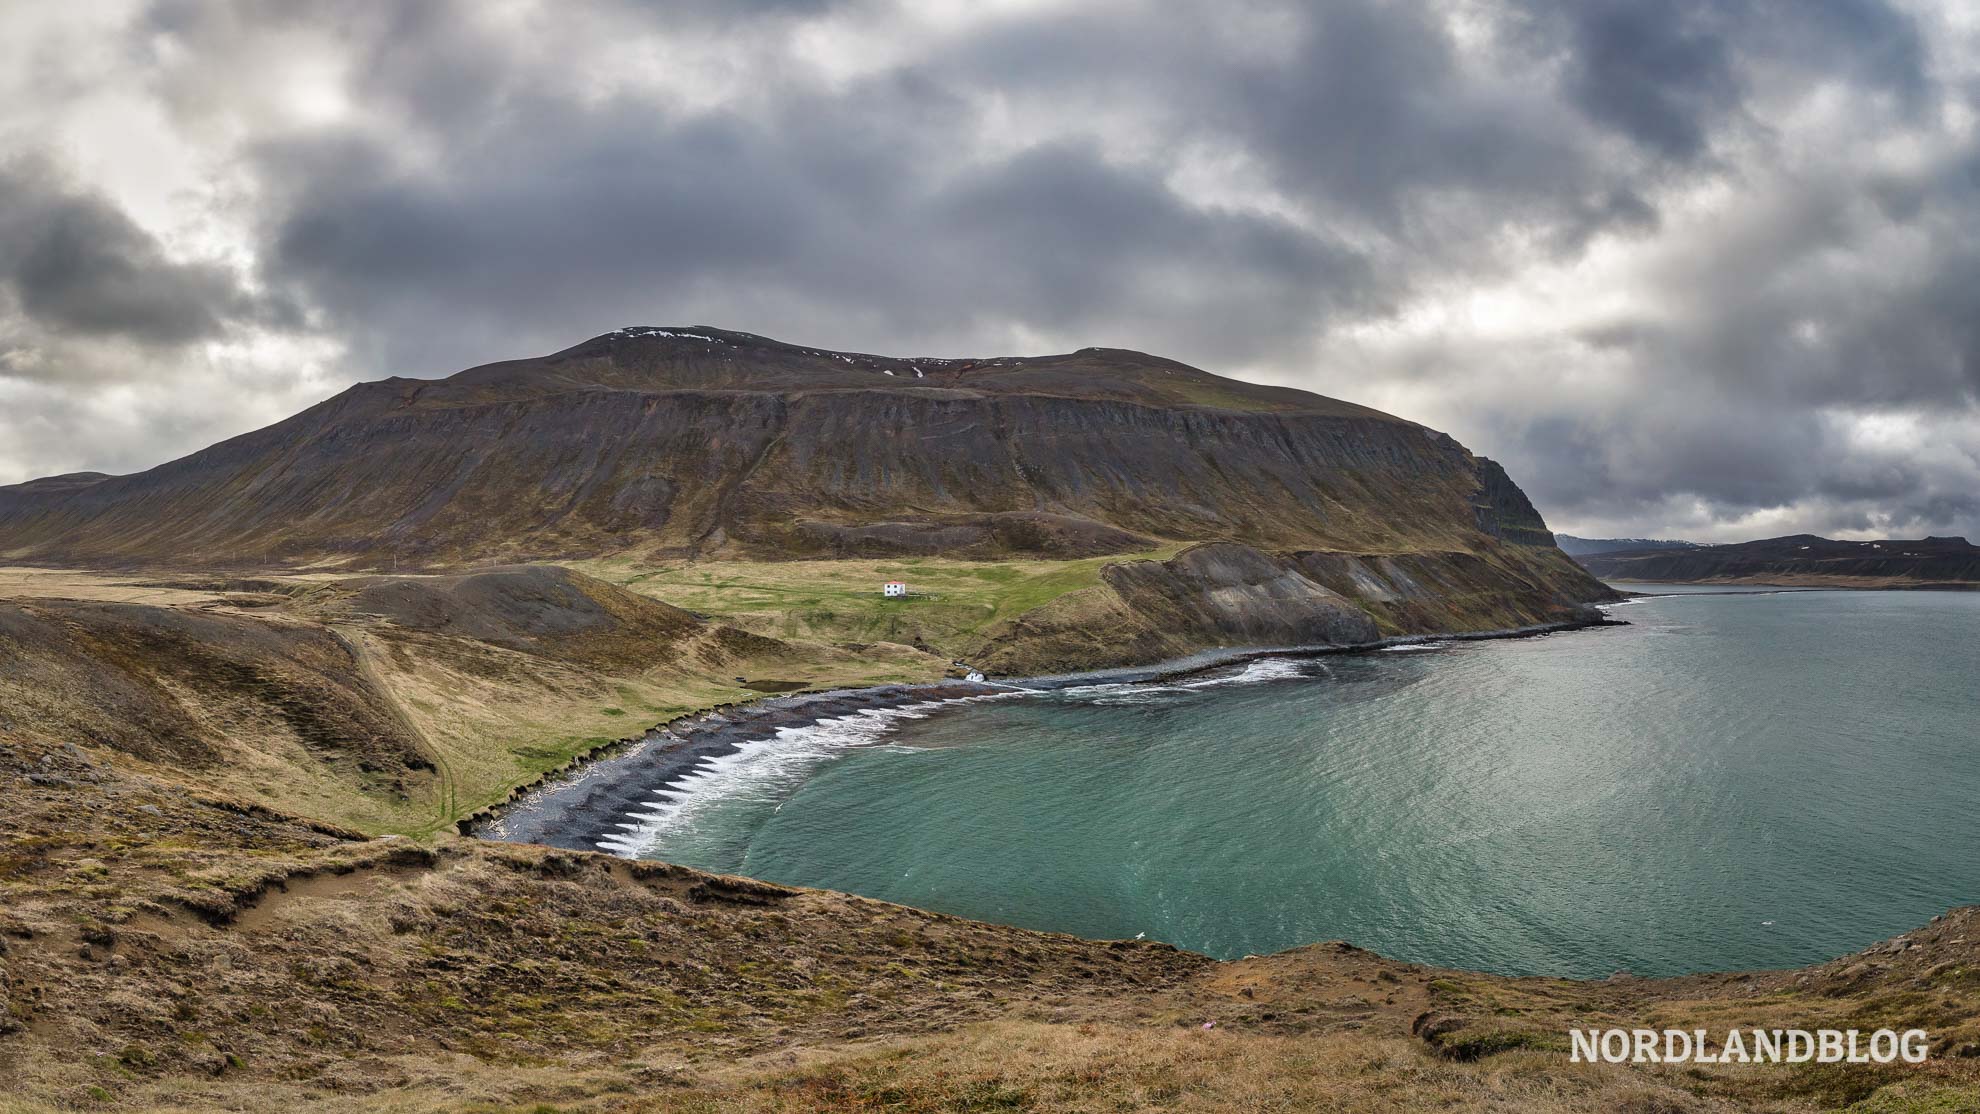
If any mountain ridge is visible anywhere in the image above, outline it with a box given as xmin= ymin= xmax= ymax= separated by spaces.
xmin=1 ymin=327 xmax=1556 ymax=565
xmin=1577 ymin=532 xmax=1980 ymax=586
xmin=1554 ymin=533 xmax=1702 ymax=556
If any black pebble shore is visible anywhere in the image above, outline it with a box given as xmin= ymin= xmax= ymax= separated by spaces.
xmin=468 ymin=681 xmax=1002 ymax=851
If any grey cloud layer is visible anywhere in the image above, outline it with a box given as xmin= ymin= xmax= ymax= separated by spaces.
xmin=1 ymin=0 xmax=1975 ymax=541
xmin=0 ymin=161 xmax=262 ymax=361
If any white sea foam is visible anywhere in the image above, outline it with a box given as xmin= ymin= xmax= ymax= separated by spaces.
xmin=599 ymin=660 xmax=1320 ymax=854
xmin=1177 ymin=657 xmax=1306 ymax=687
xmin=596 ymin=691 xmax=1020 ymax=857
xmin=1055 ymin=656 xmax=1313 ymax=705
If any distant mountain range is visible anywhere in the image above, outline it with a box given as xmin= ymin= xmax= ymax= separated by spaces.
xmin=1554 ymin=534 xmax=1702 ymax=557
xmin=1575 ymin=533 xmax=1980 ymax=586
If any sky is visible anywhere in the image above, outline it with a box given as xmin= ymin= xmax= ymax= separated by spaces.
xmin=2 ymin=0 xmax=1977 ymax=542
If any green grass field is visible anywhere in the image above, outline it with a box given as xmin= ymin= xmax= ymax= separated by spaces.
xmin=564 ymin=547 xmax=1188 ymax=655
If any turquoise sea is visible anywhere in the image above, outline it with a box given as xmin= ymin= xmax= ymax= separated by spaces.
xmin=630 ymin=586 xmax=1980 ymax=977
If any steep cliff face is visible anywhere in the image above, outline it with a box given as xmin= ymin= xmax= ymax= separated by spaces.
xmin=1466 ymin=458 xmax=1558 ymax=546
xmin=972 ymin=540 xmax=1612 ymax=674
xmin=4 ymin=327 xmax=1566 ymax=571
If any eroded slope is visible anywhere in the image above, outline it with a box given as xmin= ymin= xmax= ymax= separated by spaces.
xmin=0 ymin=565 xmax=943 ymax=835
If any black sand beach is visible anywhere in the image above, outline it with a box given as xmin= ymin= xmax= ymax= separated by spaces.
xmin=469 ymin=614 xmax=1616 ymax=855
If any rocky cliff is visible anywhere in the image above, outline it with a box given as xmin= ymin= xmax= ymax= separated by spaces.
xmin=972 ymin=540 xmax=1606 ymax=673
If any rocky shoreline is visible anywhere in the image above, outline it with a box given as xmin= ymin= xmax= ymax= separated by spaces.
xmin=470 ymin=611 xmax=1620 ymax=854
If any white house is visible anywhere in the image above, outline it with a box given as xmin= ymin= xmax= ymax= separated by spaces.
xmin=883 ymin=581 xmax=907 ymax=598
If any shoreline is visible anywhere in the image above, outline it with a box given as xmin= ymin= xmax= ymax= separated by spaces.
xmin=468 ymin=612 xmax=1622 ymax=853
xmin=1605 ymin=580 xmax=1980 ymax=598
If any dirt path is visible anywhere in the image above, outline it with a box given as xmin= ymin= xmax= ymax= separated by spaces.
xmin=328 ymin=624 xmax=461 ymax=833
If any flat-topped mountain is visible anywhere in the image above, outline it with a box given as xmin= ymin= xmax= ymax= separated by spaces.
xmin=1580 ymin=533 xmax=1980 ymax=586
xmin=2 ymin=326 xmax=1563 ymax=567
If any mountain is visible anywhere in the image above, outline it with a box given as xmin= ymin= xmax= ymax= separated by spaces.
xmin=1 ymin=471 xmax=114 ymax=495
xmin=0 ymin=327 xmax=1613 ymax=662
xmin=1579 ymin=533 xmax=1980 ymax=585
xmin=1554 ymin=533 xmax=1701 ymax=556
xmin=2 ymin=327 xmax=1542 ymax=559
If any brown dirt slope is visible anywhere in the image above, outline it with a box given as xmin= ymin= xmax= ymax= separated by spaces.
xmin=0 ymin=565 xmax=944 ymax=837
xmin=308 ymin=564 xmax=707 ymax=669
xmin=0 ymin=598 xmax=432 ymax=789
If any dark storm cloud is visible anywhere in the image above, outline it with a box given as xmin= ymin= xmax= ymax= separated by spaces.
xmin=3 ymin=0 xmax=1977 ymax=542
xmin=0 ymin=161 xmax=253 ymax=353
xmin=250 ymin=75 xmax=1368 ymax=376
xmin=1540 ymin=0 xmax=1742 ymax=159
xmin=1224 ymin=2 xmax=1601 ymax=227
xmin=1514 ymin=0 xmax=1930 ymax=156
xmin=224 ymin=0 xmax=1612 ymax=377
xmin=927 ymin=143 xmax=1371 ymax=334
xmin=931 ymin=2 xmax=1644 ymax=255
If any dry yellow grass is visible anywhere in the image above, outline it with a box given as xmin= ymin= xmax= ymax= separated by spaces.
xmin=0 ymin=566 xmax=294 ymax=608
xmin=325 ymin=621 xmax=943 ymax=838
xmin=692 ymin=1021 xmax=1748 ymax=1114
xmin=0 ymin=564 xmax=948 ymax=839
xmin=0 ymin=1024 xmax=1746 ymax=1113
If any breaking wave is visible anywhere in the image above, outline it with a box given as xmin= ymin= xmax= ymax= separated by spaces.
xmin=599 ymin=655 xmax=1326 ymax=855
xmin=1050 ymin=655 xmax=1317 ymax=705
xmin=596 ymin=692 xmax=1020 ymax=856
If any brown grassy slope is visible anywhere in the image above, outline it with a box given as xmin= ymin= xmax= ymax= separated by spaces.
xmin=0 ymin=737 xmax=1205 ymax=1109
xmin=0 ymin=597 xmax=437 ymax=803
xmin=0 ymin=328 xmax=1569 ymax=569
xmin=0 ymin=566 xmax=944 ymax=836
xmin=313 ymin=565 xmax=708 ymax=667
xmin=2 ymin=734 xmax=1977 ymax=1113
